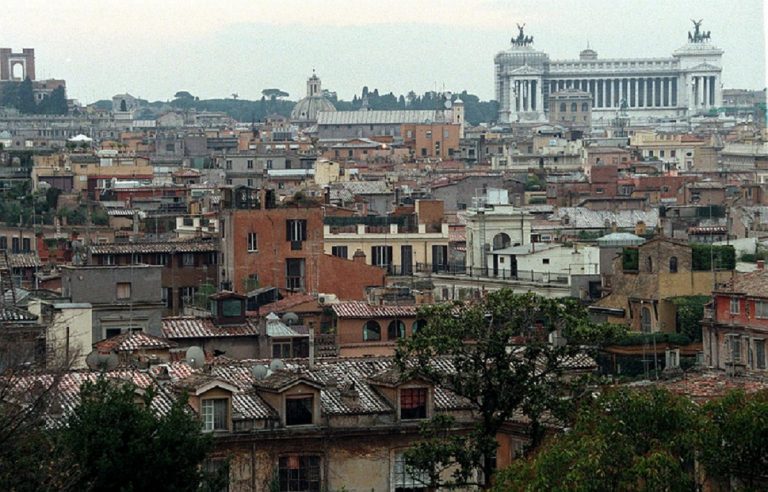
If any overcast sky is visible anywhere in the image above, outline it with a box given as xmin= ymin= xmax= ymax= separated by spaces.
xmin=3 ymin=0 xmax=766 ymax=103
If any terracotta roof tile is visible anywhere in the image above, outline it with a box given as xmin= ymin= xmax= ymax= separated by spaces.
xmin=332 ymin=301 xmax=418 ymax=319
xmin=162 ymin=317 xmax=260 ymax=338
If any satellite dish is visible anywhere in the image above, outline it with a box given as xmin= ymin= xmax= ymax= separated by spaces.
xmin=185 ymin=346 xmax=206 ymax=369
xmin=269 ymin=359 xmax=286 ymax=372
xmin=86 ymin=350 xmax=119 ymax=371
xmin=251 ymin=364 xmax=269 ymax=380
xmin=282 ymin=312 xmax=299 ymax=326
xmin=85 ymin=351 xmax=101 ymax=370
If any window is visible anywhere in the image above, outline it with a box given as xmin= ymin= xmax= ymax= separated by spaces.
xmin=286 ymin=258 xmax=305 ymax=291
xmin=393 ymin=452 xmax=429 ymax=491
xmin=372 ymin=245 xmax=393 ymax=271
xmin=247 ymin=232 xmax=258 ymax=252
xmin=180 ymin=287 xmax=197 ymax=308
xmin=286 ymin=219 xmax=307 ymax=242
xmin=400 ymin=388 xmax=428 ymax=420
xmin=388 ymin=320 xmax=405 ymax=340
xmin=669 ymin=256 xmax=678 ymax=273
xmin=671 ymin=150 xmax=677 ymax=158
xmin=202 ymin=459 xmax=229 ymax=492
xmin=116 ymin=282 xmax=131 ymax=300
xmin=646 ymin=256 xmax=653 ymax=273
xmin=266 ymin=159 xmax=273 ymax=169
xmin=581 ymin=102 xmax=589 ymax=112
xmin=156 ymin=253 xmax=169 ymax=266
xmin=729 ymin=335 xmax=742 ymax=364
xmin=273 ymin=341 xmax=292 ymax=359
xmin=331 ymin=246 xmax=348 ymax=259
xmin=247 ymin=159 xmax=254 ymax=169
xmin=286 ymin=396 xmax=314 ymax=426
xmin=161 ymin=287 xmax=173 ymax=309
xmin=202 ymin=398 xmax=228 ymax=431
xmin=755 ymin=339 xmax=766 ymax=369
xmin=182 ymin=253 xmax=195 ymax=267
xmin=542 ymin=258 xmax=550 ymax=265
xmin=571 ymin=102 xmax=578 ymax=112
xmin=247 ymin=178 xmax=254 ymax=187
xmin=412 ymin=319 xmax=427 ymax=334
xmin=103 ymin=254 xmax=115 ymax=266
xmin=225 ymin=159 xmax=232 ymax=170
xmin=560 ymin=102 xmax=566 ymax=112
xmin=730 ymin=297 xmax=740 ymax=315
xmin=756 ymin=301 xmax=768 ymax=319
xmin=22 ymin=238 xmax=30 ymax=252
xmin=278 ymin=455 xmax=321 ymax=492
xmin=0 ymin=237 xmax=6 ymax=250
xmin=640 ymin=307 xmax=652 ymax=333
xmin=363 ymin=320 xmax=381 ymax=341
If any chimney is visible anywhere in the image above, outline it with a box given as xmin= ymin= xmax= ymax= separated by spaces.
xmin=758 ymin=260 xmax=765 ymax=271
xmin=308 ymin=329 xmax=315 ymax=368
xmin=352 ymin=249 xmax=367 ymax=264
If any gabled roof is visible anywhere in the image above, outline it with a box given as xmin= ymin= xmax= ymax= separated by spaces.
xmin=94 ymin=331 xmax=177 ymax=352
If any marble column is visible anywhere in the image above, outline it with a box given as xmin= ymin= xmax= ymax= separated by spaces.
xmin=713 ymin=74 xmax=722 ymax=107
xmin=536 ymin=80 xmax=543 ymax=114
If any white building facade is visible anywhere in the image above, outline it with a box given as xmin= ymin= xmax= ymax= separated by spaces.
xmin=495 ymin=22 xmax=723 ymax=124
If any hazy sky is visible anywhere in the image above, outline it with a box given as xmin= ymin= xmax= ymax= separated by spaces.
xmin=3 ymin=0 xmax=766 ymax=103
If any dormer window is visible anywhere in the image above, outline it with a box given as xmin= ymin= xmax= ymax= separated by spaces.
xmin=202 ymin=398 xmax=228 ymax=431
xmin=400 ymin=388 xmax=428 ymax=420
xmin=286 ymin=395 xmax=314 ymax=426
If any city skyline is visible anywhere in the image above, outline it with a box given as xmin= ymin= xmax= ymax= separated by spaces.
xmin=2 ymin=0 xmax=766 ymax=104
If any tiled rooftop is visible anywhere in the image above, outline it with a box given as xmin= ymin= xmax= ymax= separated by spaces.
xmin=162 ymin=317 xmax=260 ymax=338
xmin=89 ymin=240 xmax=218 ymax=255
xmin=332 ymin=301 xmax=418 ymax=319
xmin=94 ymin=331 xmax=177 ymax=352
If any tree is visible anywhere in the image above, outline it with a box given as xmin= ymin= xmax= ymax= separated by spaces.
xmin=493 ymin=387 xmax=699 ymax=491
xmin=63 ymin=377 xmax=217 ymax=491
xmin=39 ymin=86 xmax=68 ymax=115
xmin=17 ymin=77 xmax=37 ymax=114
xmin=261 ymin=88 xmax=289 ymax=100
xmin=174 ymin=91 xmax=194 ymax=100
xmin=396 ymin=291 xmax=602 ymax=489
xmin=698 ymin=390 xmax=768 ymax=490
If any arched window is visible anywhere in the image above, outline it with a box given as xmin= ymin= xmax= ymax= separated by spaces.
xmin=646 ymin=256 xmax=653 ymax=273
xmin=492 ymin=232 xmax=511 ymax=250
xmin=363 ymin=320 xmax=381 ymax=341
xmin=640 ymin=307 xmax=652 ymax=333
xmin=669 ymin=256 xmax=678 ymax=273
xmin=388 ymin=320 xmax=405 ymax=340
xmin=560 ymin=102 xmax=567 ymax=112
xmin=581 ymin=102 xmax=589 ymax=112
xmin=412 ymin=319 xmax=427 ymax=334
xmin=571 ymin=102 xmax=578 ymax=112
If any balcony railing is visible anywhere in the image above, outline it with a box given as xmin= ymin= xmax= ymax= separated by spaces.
xmin=414 ymin=263 xmax=570 ymax=284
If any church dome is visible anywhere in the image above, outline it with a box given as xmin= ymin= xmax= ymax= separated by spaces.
xmin=291 ymin=72 xmax=336 ymax=121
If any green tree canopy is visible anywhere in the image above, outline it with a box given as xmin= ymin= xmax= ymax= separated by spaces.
xmin=63 ymin=377 xmax=217 ymax=491
xmin=698 ymin=390 xmax=768 ymax=489
xmin=493 ymin=387 xmax=699 ymax=492
xmin=396 ymin=291 xmax=603 ymax=488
